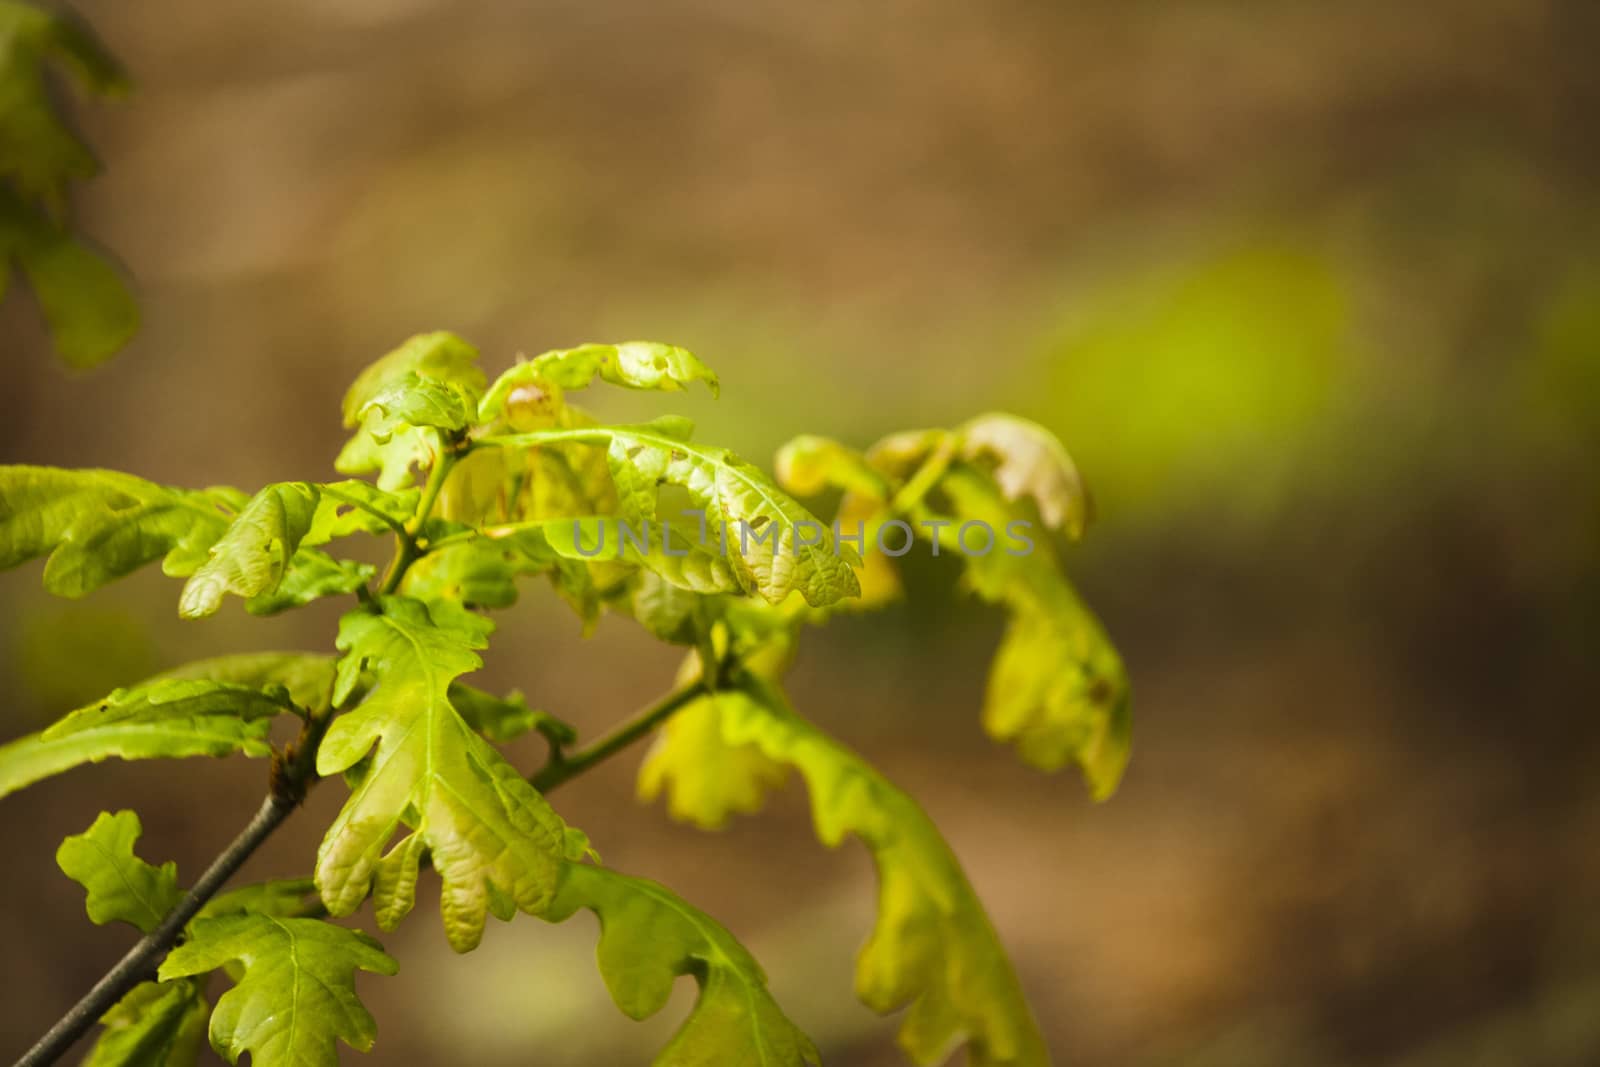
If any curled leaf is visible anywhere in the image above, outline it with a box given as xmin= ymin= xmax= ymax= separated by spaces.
xmin=337 ymin=333 xmax=484 ymax=488
xmin=340 ymin=332 xmax=484 ymax=427
xmin=479 ymin=341 xmax=718 ymax=425
xmin=179 ymin=483 xmax=320 ymax=618
xmin=956 ymin=414 xmax=1091 ymax=537
xmin=360 ymin=371 xmax=477 ymax=438
xmin=939 ymin=467 xmax=1130 ymax=799
xmin=547 ymin=862 xmax=820 ymax=1067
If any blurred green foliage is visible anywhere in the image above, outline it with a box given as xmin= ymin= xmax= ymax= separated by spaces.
xmin=1037 ymin=242 xmax=1349 ymax=521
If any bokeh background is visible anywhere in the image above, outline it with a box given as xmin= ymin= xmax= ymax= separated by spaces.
xmin=3 ymin=1 xmax=1598 ymax=1064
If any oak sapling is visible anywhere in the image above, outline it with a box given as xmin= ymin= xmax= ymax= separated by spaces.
xmin=0 ymin=332 xmax=1129 ymax=1067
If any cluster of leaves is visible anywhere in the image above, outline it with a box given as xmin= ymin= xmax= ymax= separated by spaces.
xmin=0 ymin=0 xmax=136 ymax=368
xmin=0 ymin=331 xmax=1128 ymax=1066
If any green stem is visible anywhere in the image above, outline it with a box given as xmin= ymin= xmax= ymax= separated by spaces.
xmin=889 ymin=437 xmax=956 ymax=515
xmin=425 ymin=517 xmax=583 ymax=553
xmin=531 ymin=678 xmax=707 ymax=792
xmin=473 ymin=427 xmax=609 ymax=451
xmin=408 ymin=434 xmax=457 ymax=537
xmin=378 ymin=433 xmax=457 ymax=596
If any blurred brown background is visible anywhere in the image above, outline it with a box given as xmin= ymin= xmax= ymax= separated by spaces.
xmin=3 ymin=1 xmax=1598 ymax=1064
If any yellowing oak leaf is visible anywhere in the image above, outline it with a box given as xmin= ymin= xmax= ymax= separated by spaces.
xmin=939 ymin=466 xmax=1130 ymax=800
xmin=314 ymin=596 xmax=572 ymax=950
xmin=644 ymin=677 xmax=1051 ymax=1067
xmin=547 ymin=862 xmax=819 ymax=1067
xmin=638 ymin=695 xmax=789 ymax=829
xmin=956 ymin=414 xmax=1091 ymax=538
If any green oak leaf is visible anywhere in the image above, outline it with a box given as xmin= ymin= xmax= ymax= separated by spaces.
xmin=336 ymin=421 xmax=438 ymax=493
xmin=340 ymin=331 xmax=484 ymax=426
xmin=159 ymin=914 xmax=397 ymax=1067
xmin=627 ymin=570 xmax=709 ymax=645
xmin=602 ymin=424 xmax=859 ymax=606
xmin=312 ymin=479 xmax=419 ymax=539
xmin=544 ymin=517 xmax=747 ymax=596
xmin=479 ymin=341 xmax=718 ymax=425
xmin=547 ymin=862 xmax=819 ymax=1067
xmin=0 ymin=679 xmax=291 ymax=798
xmin=360 ymin=371 xmax=476 ymax=437
xmin=447 ymin=683 xmax=556 ymax=744
xmin=200 ymin=878 xmax=321 ymax=921
xmin=314 ymin=596 xmax=573 ymax=950
xmin=984 ymin=589 xmax=1130 ymax=798
xmin=774 ymin=435 xmax=906 ymax=611
xmin=337 ymin=332 xmax=484 ymax=489
xmin=244 ymin=549 xmax=374 ymax=616
xmin=441 ymin=414 xmax=621 ymax=527
xmin=863 ymin=428 xmax=947 ymax=482
xmin=400 ymin=536 xmax=529 ymax=610
xmin=487 ymin=419 xmax=860 ymax=606
xmin=179 ymin=481 xmax=409 ymax=617
xmin=0 ymin=466 xmax=236 ymax=596
xmin=84 ymin=979 xmax=208 ymax=1067
xmin=403 ymin=524 xmax=610 ymax=619
xmin=178 ymin=482 xmax=320 ymax=617
xmin=149 ymin=652 xmax=338 ymax=717
xmin=643 ymin=676 xmax=1051 ymax=1067
xmin=56 ymin=809 xmax=180 ymax=933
